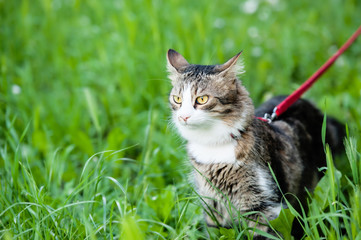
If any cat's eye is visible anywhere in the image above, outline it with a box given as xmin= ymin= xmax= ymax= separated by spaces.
xmin=173 ymin=95 xmax=182 ymax=104
xmin=196 ymin=95 xmax=209 ymax=105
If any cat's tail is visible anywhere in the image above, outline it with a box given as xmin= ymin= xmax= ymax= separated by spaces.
xmin=326 ymin=117 xmax=346 ymax=155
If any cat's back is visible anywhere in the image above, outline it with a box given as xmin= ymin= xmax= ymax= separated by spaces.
xmin=256 ymin=96 xmax=344 ymax=159
xmin=255 ymin=96 xmax=345 ymax=200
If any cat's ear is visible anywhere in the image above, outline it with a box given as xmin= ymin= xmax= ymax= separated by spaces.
xmin=167 ymin=49 xmax=190 ymax=74
xmin=215 ymin=51 xmax=244 ymax=77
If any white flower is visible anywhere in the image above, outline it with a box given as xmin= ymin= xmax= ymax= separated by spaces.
xmin=213 ymin=18 xmax=225 ymax=29
xmin=251 ymin=46 xmax=263 ymax=57
xmin=223 ymin=38 xmax=235 ymax=51
xmin=248 ymin=26 xmax=259 ymax=39
xmin=241 ymin=0 xmax=259 ymax=14
xmin=12 ymin=84 xmax=21 ymax=95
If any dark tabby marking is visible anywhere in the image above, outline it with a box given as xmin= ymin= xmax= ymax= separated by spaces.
xmin=167 ymin=49 xmax=345 ymax=239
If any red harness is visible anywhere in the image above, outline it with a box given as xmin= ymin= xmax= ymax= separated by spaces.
xmin=258 ymin=25 xmax=361 ymax=123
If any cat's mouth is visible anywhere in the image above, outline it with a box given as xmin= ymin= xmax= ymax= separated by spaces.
xmin=178 ymin=120 xmax=196 ymax=128
xmin=177 ymin=119 xmax=211 ymax=130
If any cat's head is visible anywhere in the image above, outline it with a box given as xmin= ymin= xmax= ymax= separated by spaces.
xmin=167 ymin=49 xmax=254 ymax=145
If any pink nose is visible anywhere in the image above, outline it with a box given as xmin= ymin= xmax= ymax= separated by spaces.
xmin=179 ymin=116 xmax=190 ymax=122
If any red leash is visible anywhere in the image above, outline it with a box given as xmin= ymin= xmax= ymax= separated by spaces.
xmin=259 ymin=25 xmax=361 ymax=123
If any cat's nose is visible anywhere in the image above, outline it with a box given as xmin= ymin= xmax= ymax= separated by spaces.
xmin=179 ymin=116 xmax=190 ymax=123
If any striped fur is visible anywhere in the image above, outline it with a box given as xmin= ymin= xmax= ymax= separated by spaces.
xmin=167 ymin=49 xmax=345 ymax=238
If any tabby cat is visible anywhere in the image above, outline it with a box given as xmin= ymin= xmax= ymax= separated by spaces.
xmin=167 ymin=49 xmax=345 ymax=238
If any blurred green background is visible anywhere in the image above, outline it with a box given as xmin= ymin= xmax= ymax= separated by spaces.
xmin=1 ymin=0 xmax=361 ymax=239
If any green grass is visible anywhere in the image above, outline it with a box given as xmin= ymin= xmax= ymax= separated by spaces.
xmin=1 ymin=0 xmax=361 ymax=239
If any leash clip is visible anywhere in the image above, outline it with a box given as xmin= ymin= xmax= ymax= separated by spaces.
xmin=262 ymin=107 xmax=278 ymax=123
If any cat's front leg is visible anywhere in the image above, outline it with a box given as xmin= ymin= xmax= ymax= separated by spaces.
xmin=245 ymin=210 xmax=282 ymax=239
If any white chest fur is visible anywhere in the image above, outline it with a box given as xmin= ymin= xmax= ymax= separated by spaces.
xmin=188 ymin=142 xmax=237 ymax=164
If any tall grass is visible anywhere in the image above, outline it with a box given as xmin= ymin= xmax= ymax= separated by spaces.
xmin=1 ymin=0 xmax=361 ymax=239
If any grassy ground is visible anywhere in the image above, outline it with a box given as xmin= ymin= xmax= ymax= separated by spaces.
xmin=1 ymin=0 xmax=361 ymax=239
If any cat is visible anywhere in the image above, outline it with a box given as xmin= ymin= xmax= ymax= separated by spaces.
xmin=166 ymin=49 xmax=345 ymax=239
